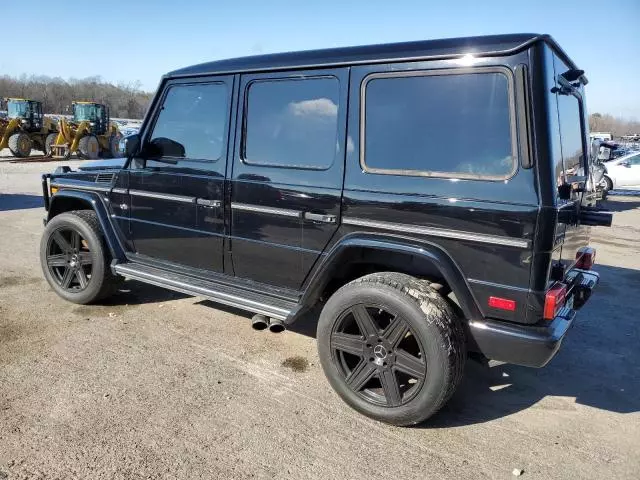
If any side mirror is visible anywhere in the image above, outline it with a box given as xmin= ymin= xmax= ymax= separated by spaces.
xmin=621 ymin=160 xmax=631 ymax=168
xmin=120 ymin=133 xmax=140 ymax=158
xmin=144 ymin=137 xmax=185 ymax=159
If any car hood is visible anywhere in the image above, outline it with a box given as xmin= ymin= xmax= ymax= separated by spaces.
xmin=77 ymin=158 xmax=127 ymax=171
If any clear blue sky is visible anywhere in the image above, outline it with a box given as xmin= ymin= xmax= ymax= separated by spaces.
xmin=4 ymin=0 xmax=639 ymax=119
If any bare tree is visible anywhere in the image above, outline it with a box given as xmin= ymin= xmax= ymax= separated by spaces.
xmin=3 ymin=73 xmax=639 ymax=133
xmin=0 ymin=74 xmax=153 ymax=119
xmin=589 ymin=113 xmax=640 ymax=138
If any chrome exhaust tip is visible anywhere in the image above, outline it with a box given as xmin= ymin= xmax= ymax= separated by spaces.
xmin=268 ymin=318 xmax=286 ymax=333
xmin=251 ymin=314 xmax=269 ymax=331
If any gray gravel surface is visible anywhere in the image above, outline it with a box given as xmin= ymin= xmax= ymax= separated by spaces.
xmin=1 ymin=160 xmax=639 ymax=479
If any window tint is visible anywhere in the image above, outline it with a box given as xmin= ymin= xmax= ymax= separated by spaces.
xmin=557 ymin=91 xmax=585 ymax=176
xmin=244 ymin=77 xmax=339 ymax=169
xmin=149 ymin=83 xmax=228 ymax=161
xmin=629 ymin=154 xmax=640 ymax=166
xmin=363 ymin=72 xmax=514 ymax=178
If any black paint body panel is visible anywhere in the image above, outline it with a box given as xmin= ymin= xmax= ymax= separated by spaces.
xmin=45 ymin=33 xmax=599 ymax=359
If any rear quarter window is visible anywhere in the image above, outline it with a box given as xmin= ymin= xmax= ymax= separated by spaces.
xmin=362 ymin=69 xmax=516 ymax=180
xmin=556 ymin=90 xmax=586 ymax=177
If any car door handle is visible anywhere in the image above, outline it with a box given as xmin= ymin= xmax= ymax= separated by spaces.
xmin=304 ymin=212 xmax=337 ymax=223
xmin=196 ymin=199 xmax=221 ymax=208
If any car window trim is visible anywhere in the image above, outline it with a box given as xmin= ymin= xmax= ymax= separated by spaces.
xmin=240 ymin=75 xmax=341 ymax=171
xmin=144 ymin=80 xmax=230 ymax=164
xmin=555 ymin=75 xmax=588 ymax=178
xmin=359 ymin=66 xmax=519 ymax=181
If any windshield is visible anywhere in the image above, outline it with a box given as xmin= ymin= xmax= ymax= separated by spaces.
xmin=74 ymin=104 xmax=99 ymax=122
xmin=7 ymin=101 xmax=30 ymax=119
xmin=615 ymin=153 xmax=640 ymax=165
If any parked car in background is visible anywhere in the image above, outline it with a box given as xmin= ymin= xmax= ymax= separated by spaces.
xmin=621 ymin=134 xmax=640 ymax=142
xmin=603 ymin=151 xmax=640 ymax=191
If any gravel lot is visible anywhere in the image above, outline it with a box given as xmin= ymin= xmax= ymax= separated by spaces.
xmin=1 ymin=158 xmax=639 ymax=479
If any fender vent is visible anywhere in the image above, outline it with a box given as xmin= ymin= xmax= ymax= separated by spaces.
xmin=95 ymin=173 xmax=115 ymax=184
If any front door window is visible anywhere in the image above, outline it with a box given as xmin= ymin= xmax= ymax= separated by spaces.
xmin=148 ymin=83 xmax=228 ymax=162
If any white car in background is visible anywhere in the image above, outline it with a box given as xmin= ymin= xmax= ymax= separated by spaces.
xmin=604 ymin=151 xmax=640 ymax=191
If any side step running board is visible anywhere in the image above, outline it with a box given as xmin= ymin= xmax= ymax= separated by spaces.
xmin=114 ymin=263 xmax=297 ymax=321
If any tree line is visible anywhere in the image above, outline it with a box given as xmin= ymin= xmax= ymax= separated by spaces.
xmin=2 ymin=74 xmax=639 ymax=133
xmin=588 ymin=113 xmax=640 ymax=139
xmin=0 ymin=74 xmax=153 ymax=119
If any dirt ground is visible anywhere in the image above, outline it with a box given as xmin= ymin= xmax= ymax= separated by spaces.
xmin=1 ymin=159 xmax=639 ymax=479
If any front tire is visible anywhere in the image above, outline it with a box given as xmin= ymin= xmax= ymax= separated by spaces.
xmin=8 ymin=132 xmax=32 ymax=157
xmin=40 ymin=210 xmax=121 ymax=304
xmin=78 ymin=135 xmax=100 ymax=160
xmin=317 ymin=272 xmax=466 ymax=426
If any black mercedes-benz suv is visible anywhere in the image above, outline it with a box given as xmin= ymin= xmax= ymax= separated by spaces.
xmin=39 ymin=34 xmax=612 ymax=426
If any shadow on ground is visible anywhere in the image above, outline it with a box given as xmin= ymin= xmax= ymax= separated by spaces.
xmin=0 ymin=194 xmax=43 ymax=212
xmin=109 ymin=280 xmax=189 ymax=306
xmin=98 ymin=264 xmax=640 ymax=427
xmin=68 ymin=280 xmax=189 ymax=318
xmin=283 ymin=264 xmax=640 ymax=426
xmin=608 ymin=189 xmax=640 ymax=197
xmin=427 ymin=263 xmax=640 ymax=426
xmin=600 ymin=196 xmax=640 ymax=212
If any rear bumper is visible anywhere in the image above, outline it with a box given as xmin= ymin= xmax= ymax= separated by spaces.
xmin=468 ymin=269 xmax=599 ymax=368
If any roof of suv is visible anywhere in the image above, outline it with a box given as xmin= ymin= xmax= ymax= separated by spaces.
xmin=167 ymin=33 xmax=576 ymax=78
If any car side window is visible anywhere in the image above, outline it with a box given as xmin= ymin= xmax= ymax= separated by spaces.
xmin=148 ymin=83 xmax=228 ymax=161
xmin=362 ymin=70 xmax=516 ymax=180
xmin=630 ymin=154 xmax=640 ymax=166
xmin=242 ymin=77 xmax=340 ymax=170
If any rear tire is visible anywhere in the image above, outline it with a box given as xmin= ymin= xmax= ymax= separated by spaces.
xmin=8 ymin=132 xmax=32 ymax=157
xmin=45 ymin=133 xmax=57 ymax=156
xmin=317 ymin=272 xmax=466 ymax=426
xmin=40 ymin=210 xmax=122 ymax=304
xmin=108 ymin=134 xmax=122 ymax=158
xmin=78 ymin=135 xmax=100 ymax=160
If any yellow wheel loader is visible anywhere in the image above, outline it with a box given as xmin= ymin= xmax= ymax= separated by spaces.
xmin=0 ymin=99 xmax=58 ymax=157
xmin=51 ymin=101 xmax=121 ymax=159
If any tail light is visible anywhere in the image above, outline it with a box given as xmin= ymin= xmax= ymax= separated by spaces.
xmin=544 ymin=283 xmax=567 ymax=320
xmin=576 ymin=247 xmax=596 ymax=270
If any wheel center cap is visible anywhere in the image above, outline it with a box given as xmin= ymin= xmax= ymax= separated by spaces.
xmin=373 ymin=345 xmax=388 ymax=360
xmin=69 ymin=254 xmax=79 ymax=268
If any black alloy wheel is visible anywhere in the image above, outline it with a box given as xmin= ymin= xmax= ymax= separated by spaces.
xmin=46 ymin=227 xmax=93 ymax=292
xmin=40 ymin=210 xmax=122 ymax=304
xmin=330 ymin=304 xmax=426 ymax=407
xmin=317 ymin=272 xmax=466 ymax=426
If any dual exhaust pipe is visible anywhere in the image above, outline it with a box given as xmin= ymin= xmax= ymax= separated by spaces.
xmin=251 ymin=314 xmax=285 ymax=333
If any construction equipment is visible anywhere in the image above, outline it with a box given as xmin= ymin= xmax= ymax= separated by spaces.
xmin=0 ymin=98 xmax=58 ymax=157
xmin=52 ymin=101 xmax=121 ymax=159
